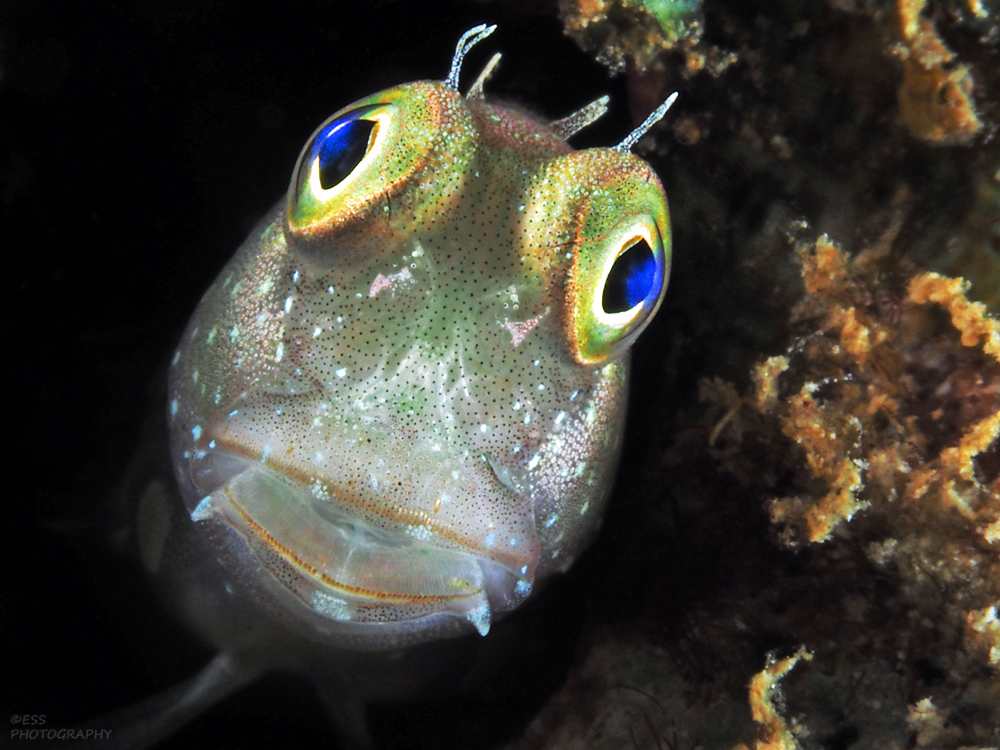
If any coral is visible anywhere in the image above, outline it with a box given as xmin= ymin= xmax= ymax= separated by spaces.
xmin=695 ymin=233 xmax=1000 ymax=743
xmin=907 ymin=272 xmax=1000 ymax=358
xmin=558 ymin=0 xmax=723 ymax=75
xmin=895 ymin=0 xmax=983 ymax=143
xmin=704 ymin=235 xmax=1000 ymax=549
xmin=712 ymin=232 xmax=1000 ymax=610
xmin=740 ymin=648 xmax=813 ymax=750
xmin=966 ymin=606 xmax=1000 ymax=666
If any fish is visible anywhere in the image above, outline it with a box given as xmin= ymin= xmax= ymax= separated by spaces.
xmin=111 ymin=25 xmax=674 ymax=748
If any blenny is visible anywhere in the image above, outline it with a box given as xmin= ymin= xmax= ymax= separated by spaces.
xmin=121 ymin=25 xmax=674 ymax=748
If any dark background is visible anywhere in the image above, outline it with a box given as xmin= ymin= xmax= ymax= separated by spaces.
xmin=2 ymin=1 xmax=683 ymax=747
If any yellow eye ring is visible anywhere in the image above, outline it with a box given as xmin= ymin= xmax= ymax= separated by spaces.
xmin=568 ymin=211 xmax=669 ymax=366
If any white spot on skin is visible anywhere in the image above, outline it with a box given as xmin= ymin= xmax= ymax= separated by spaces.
xmin=406 ymin=524 xmax=431 ymax=542
xmin=230 ymin=326 xmax=239 ymax=341
xmin=191 ymin=496 xmax=214 ymax=521
xmin=275 ymin=342 xmax=284 ymax=362
xmin=262 ymin=445 xmax=272 ymax=462
xmin=191 ymin=425 xmax=202 ymax=441
xmin=369 ymin=267 xmax=412 ymax=298
xmin=170 ymin=399 xmax=178 ymax=417
xmin=312 ymin=591 xmax=351 ymax=621
xmin=336 ymin=368 xmax=347 ymax=378
xmin=501 ymin=314 xmax=543 ymax=347
xmin=527 ymin=454 xmax=541 ymax=471
xmin=466 ymin=602 xmax=491 ymax=636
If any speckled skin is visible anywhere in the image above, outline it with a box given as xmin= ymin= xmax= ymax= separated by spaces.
xmin=164 ymin=75 xmax=670 ymax=652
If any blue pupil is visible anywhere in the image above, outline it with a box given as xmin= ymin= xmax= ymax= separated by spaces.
xmin=602 ymin=238 xmax=657 ymax=315
xmin=313 ymin=116 xmax=376 ymax=191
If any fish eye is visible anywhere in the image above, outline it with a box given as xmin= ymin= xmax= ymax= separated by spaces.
xmin=316 ymin=117 xmax=377 ymax=190
xmin=590 ymin=225 xmax=665 ymax=333
xmin=601 ymin=236 xmax=657 ymax=315
xmin=296 ymin=106 xmax=386 ymax=203
xmin=569 ymin=218 xmax=669 ymax=365
xmin=287 ymin=83 xmax=479 ymax=236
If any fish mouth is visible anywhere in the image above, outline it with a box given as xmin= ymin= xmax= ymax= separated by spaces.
xmin=188 ymin=453 xmax=533 ymax=637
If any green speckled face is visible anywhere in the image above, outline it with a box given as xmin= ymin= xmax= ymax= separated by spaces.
xmin=168 ymin=28 xmax=671 ymax=645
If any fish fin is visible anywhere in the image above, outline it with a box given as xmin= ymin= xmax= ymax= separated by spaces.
xmin=75 ymin=652 xmax=262 ymax=749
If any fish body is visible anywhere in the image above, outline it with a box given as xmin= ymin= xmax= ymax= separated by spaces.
xmin=121 ymin=26 xmax=672 ymax=747
xmin=162 ymin=33 xmax=671 ymax=654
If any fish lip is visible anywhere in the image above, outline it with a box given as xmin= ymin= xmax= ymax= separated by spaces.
xmin=186 ymin=448 xmax=534 ymax=634
xmin=191 ymin=428 xmax=538 ymax=570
